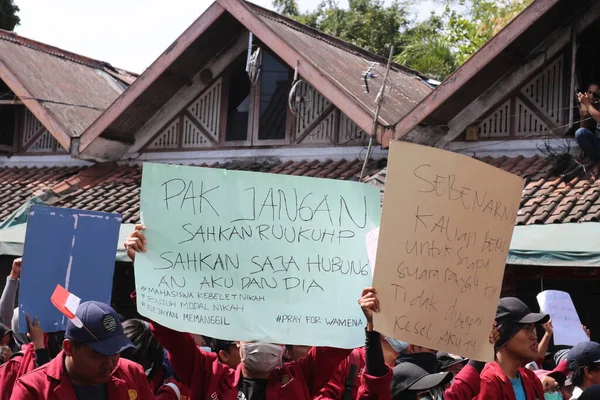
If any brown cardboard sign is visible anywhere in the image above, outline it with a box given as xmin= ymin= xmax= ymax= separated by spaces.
xmin=372 ymin=141 xmax=524 ymax=361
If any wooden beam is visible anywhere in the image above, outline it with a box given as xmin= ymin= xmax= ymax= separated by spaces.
xmin=124 ymin=33 xmax=247 ymax=155
xmin=391 ymin=0 xmax=561 ymax=142
xmin=437 ymin=2 xmax=600 ymax=147
xmin=217 ymin=0 xmax=375 ymax=137
xmin=0 ymin=59 xmax=72 ymax=151
xmin=183 ymin=110 xmax=220 ymax=146
xmin=77 ymin=2 xmax=226 ymax=154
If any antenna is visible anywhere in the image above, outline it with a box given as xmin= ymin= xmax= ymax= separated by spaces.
xmin=362 ymin=63 xmax=378 ymax=93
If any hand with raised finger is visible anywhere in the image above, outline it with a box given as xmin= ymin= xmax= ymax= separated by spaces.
xmin=358 ymin=287 xmax=379 ymax=331
xmin=10 ymin=257 xmax=22 ymax=280
xmin=26 ymin=314 xmax=45 ymax=350
xmin=124 ymin=224 xmax=147 ymax=262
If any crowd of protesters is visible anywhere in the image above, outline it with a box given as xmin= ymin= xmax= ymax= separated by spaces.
xmin=0 ymin=224 xmax=598 ymax=400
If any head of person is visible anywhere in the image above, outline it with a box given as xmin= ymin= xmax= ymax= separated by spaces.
xmin=436 ymin=353 xmax=467 ymax=376
xmin=120 ymin=319 xmax=164 ymax=381
xmin=533 ymin=369 xmax=566 ymax=399
xmin=283 ymin=345 xmax=311 ymax=362
xmin=239 ymin=341 xmax=285 ymax=378
xmin=0 ymin=323 xmax=12 ymax=346
xmin=390 ymin=362 xmax=452 ymax=400
xmin=214 ymin=339 xmax=241 ymax=368
xmin=11 ymin=308 xmax=29 ymax=347
xmin=568 ymin=342 xmax=600 ymax=390
xmin=63 ymin=301 xmax=134 ymax=386
xmin=193 ymin=334 xmax=212 ymax=352
xmin=579 ymin=384 xmax=600 ymax=400
xmin=588 ymin=84 xmax=600 ymax=101
xmin=46 ymin=331 xmax=66 ymax=359
xmin=495 ymin=297 xmax=549 ymax=363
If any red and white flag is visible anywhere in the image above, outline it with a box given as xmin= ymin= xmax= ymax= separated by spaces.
xmin=51 ymin=284 xmax=83 ymax=328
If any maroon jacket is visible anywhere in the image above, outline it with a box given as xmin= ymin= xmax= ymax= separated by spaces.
xmin=356 ymin=363 xmax=482 ymax=400
xmin=476 ymin=361 xmax=544 ymax=400
xmin=11 ymin=350 xmax=155 ymax=400
xmin=150 ymin=321 xmax=351 ymax=400
xmin=315 ymin=347 xmax=366 ymax=400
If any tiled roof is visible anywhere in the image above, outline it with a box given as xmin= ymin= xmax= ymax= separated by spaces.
xmin=364 ymin=154 xmax=600 ymax=226
xmin=0 ymin=158 xmax=387 ymax=224
xmin=3 ymin=154 xmax=598 ymax=226
xmin=0 ymin=29 xmax=136 ymax=140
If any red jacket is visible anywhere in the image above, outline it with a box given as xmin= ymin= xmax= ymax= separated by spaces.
xmin=356 ymin=363 xmax=482 ymax=400
xmin=0 ymin=343 xmax=36 ymax=400
xmin=151 ymin=321 xmax=351 ymax=400
xmin=476 ymin=361 xmax=544 ymax=400
xmin=316 ymin=347 xmax=401 ymax=400
xmin=11 ymin=350 xmax=156 ymax=400
xmin=156 ymin=377 xmax=191 ymax=400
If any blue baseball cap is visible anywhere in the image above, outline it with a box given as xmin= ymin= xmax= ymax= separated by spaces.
xmin=65 ymin=301 xmax=134 ymax=356
xmin=568 ymin=342 xmax=600 ymax=371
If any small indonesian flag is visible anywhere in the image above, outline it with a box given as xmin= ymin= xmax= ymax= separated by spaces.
xmin=51 ymin=284 xmax=83 ymax=328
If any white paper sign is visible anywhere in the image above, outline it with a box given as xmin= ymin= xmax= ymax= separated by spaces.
xmin=537 ymin=290 xmax=589 ymax=346
xmin=365 ymin=227 xmax=379 ymax=275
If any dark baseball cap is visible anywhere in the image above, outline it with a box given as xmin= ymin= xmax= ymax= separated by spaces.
xmin=391 ymin=362 xmax=452 ymax=397
xmin=568 ymin=341 xmax=600 ymax=371
xmin=496 ymin=297 xmax=549 ymax=326
xmin=437 ymin=352 xmax=467 ymax=370
xmin=65 ymin=301 xmax=134 ymax=356
xmin=213 ymin=339 xmax=236 ymax=353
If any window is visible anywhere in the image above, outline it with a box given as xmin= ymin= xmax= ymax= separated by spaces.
xmin=0 ymin=106 xmax=16 ymax=147
xmin=258 ymin=52 xmax=290 ymax=141
xmin=225 ymin=60 xmax=251 ymax=142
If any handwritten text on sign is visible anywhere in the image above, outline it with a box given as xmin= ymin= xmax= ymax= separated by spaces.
xmin=372 ymin=142 xmax=523 ymax=361
xmin=537 ymin=290 xmax=589 ymax=346
xmin=135 ymin=163 xmax=380 ymax=348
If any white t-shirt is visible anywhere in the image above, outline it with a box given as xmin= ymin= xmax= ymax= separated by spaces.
xmin=571 ymin=386 xmax=583 ymax=400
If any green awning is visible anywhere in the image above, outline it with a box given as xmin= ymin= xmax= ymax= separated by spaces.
xmin=0 ymin=223 xmax=136 ymax=262
xmin=508 ymin=223 xmax=600 ymax=267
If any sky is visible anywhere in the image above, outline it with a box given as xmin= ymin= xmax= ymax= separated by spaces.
xmin=13 ymin=0 xmax=436 ymax=74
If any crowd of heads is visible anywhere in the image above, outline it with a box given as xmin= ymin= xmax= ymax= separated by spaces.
xmin=0 ymin=227 xmax=598 ymax=400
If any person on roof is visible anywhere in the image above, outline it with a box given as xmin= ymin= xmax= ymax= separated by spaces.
xmin=577 ymin=83 xmax=600 ymax=178
xmin=477 ymin=297 xmax=550 ymax=400
xmin=124 ymin=224 xmax=363 ymax=400
xmin=11 ymin=301 xmax=155 ymax=400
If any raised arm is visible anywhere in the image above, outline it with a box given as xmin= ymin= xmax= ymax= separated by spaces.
xmin=0 ymin=258 xmax=20 ymax=325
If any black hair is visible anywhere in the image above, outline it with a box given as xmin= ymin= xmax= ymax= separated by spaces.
xmin=120 ymin=319 xmax=164 ymax=381
xmin=572 ymin=364 xmax=600 ymax=388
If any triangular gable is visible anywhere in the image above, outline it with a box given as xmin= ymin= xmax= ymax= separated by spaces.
xmin=77 ymin=0 xmax=432 ymax=160
xmin=0 ymin=29 xmax=135 ymax=153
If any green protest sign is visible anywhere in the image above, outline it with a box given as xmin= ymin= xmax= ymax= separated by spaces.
xmin=135 ymin=162 xmax=380 ymax=348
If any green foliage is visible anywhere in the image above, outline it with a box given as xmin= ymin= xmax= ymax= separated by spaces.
xmin=273 ymin=0 xmax=534 ymax=80
xmin=0 ymin=0 xmax=19 ymax=31
xmin=444 ymin=0 xmax=534 ymax=63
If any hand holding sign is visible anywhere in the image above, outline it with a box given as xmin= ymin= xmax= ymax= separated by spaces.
xmin=135 ymin=163 xmax=380 ymax=348
xmin=537 ymin=290 xmax=588 ymax=346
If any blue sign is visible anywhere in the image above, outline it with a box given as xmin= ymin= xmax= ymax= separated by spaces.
xmin=19 ymin=205 xmax=122 ymax=332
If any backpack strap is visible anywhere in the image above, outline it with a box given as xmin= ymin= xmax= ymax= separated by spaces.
xmin=164 ymin=382 xmax=181 ymax=400
xmin=9 ymin=351 xmax=24 ymax=360
xmin=343 ymin=363 xmax=358 ymax=400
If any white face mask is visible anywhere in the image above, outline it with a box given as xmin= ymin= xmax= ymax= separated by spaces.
xmin=241 ymin=343 xmax=284 ymax=375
